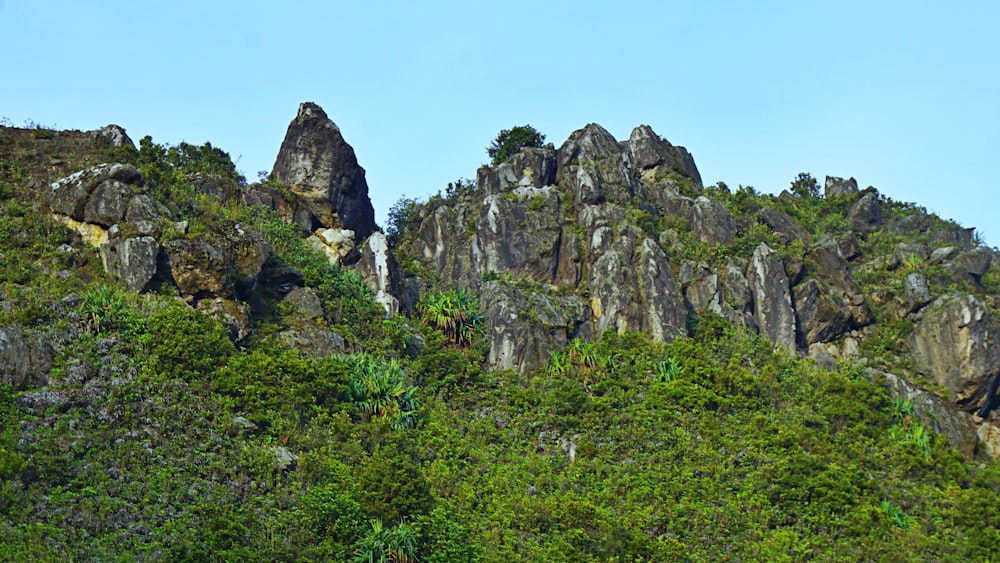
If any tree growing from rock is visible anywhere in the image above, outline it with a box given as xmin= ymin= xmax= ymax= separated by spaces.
xmin=486 ymin=125 xmax=545 ymax=165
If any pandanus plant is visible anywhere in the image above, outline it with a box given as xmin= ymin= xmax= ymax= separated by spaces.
xmin=346 ymin=353 xmax=419 ymax=430
xmin=418 ymin=289 xmax=485 ymax=347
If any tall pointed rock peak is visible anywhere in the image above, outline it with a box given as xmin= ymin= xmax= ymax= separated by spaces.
xmin=271 ymin=102 xmax=377 ymax=240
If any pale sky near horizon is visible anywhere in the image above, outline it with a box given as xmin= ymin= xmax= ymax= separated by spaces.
xmin=2 ymin=1 xmax=997 ymax=243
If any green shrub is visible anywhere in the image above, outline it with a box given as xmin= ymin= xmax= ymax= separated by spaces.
xmin=145 ymin=303 xmax=234 ymax=380
xmin=487 ymin=125 xmax=545 ymax=165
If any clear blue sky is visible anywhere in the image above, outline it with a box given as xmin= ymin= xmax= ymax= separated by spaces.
xmin=2 ymin=1 xmax=997 ymax=243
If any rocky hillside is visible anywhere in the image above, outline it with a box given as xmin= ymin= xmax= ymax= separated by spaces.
xmin=391 ymin=117 xmax=1000 ymax=459
xmin=3 ymin=104 xmax=1000 ymax=560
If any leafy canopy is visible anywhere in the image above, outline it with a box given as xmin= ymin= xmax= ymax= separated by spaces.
xmin=486 ymin=125 xmax=545 ymax=165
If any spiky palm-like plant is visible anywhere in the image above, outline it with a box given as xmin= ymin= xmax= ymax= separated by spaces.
xmin=347 ymin=353 xmax=419 ymax=429
xmin=418 ymin=289 xmax=485 ymax=347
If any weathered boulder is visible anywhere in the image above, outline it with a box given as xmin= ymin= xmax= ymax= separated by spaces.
xmin=89 ymin=124 xmax=134 ymax=149
xmin=162 ymin=239 xmax=233 ymax=300
xmin=848 ymin=192 xmax=882 ymax=234
xmin=278 ymin=287 xmax=346 ymax=358
xmin=824 ymin=176 xmax=858 ymax=198
xmin=903 ymin=273 xmax=932 ymax=312
xmin=0 ymin=324 xmax=76 ymax=389
xmin=481 ymin=281 xmax=590 ymax=372
xmin=793 ymin=279 xmax=855 ymax=346
xmin=879 ymin=370 xmax=981 ymax=458
xmin=84 ymin=178 xmax=131 ymax=227
xmin=690 ymin=196 xmax=736 ymax=245
xmin=353 ymin=232 xmax=403 ymax=315
xmin=124 ymin=194 xmax=162 ymax=237
xmin=760 ymin=206 xmax=809 ymax=245
xmin=748 ymin=243 xmax=797 ymax=351
xmin=308 ymin=228 xmax=358 ymax=266
xmin=271 ymin=102 xmax=376 ymax=238
xmin=48 ymin=163 xmax=143 ymax=221
xmin=951 ymin=248 xmax=993 ymax=283
xmin=910 ymin=294 xmax=1000 ymax=412
xmin=100 ymin=236 xmax=159 ymax=292
xmin=197 ymin=298 xmax=253 ymax=343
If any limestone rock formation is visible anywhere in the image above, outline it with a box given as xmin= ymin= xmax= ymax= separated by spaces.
xmin=271 ymin=102 xmax=377 ymax=239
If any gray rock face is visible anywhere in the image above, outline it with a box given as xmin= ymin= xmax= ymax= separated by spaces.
xmin=808 ymin=237 xmax=874 ymax=329
xmin=478 ymin=186 xmax=577 ymax=286
xmin=690 ymin=197 xmax=736 ymax=245
xmin=83 ymin=179 xmax=130 ymax=227
xmin=477 ymin=146 xmax=557 ymax=195
xmin=584 ymin=207 xmax=687 ymax=342
xmin=481 ymin=281 xmax=590 ymax=372
xmin=278 ymin=287 xmax=345 ymax=357
xmin=125 ymin=194 xmax=162 ymax=237
xmin=626 ymin=125 xmax=702 ymax=184
xmin=748 ymin=243 xmax=797 ymax=351
xmin=48 ymin=163 xmax=143 ymax=220
xmin=824 ymin=176 xmax=858 ymax=198
xmin=271 ymin=102 xmax=377 ymax=239
xmin=793 ymin=280 xmax=855 ymax=346
xmin=402 ymin=122 xmax=701 ymax=369
xmin=952 ymin=248 xmax=993 ymax=283
xmin=848 ymin=192 xmax=882 ymax=234
xmin=910 ymin=294 xmax=1000 ymax=412
xmin=100 ymin=236 xmax=159 ymax=292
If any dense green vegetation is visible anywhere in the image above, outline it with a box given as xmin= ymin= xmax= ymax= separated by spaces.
xmin=487 ymin=125 xmax=546 ymax=165
xmin=2 ymin=125 xmax=1000 ymax=561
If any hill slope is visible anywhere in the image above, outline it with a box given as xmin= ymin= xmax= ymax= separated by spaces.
xmin=2 ymin=107 xmax=1000 ymax=561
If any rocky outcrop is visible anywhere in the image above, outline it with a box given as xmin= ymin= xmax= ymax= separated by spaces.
xmin=162 ymin=239 xmax=233 ymax=300
xmin=271 ymin=102 xmax=376 ymax=239
xmin=48 ymin=163 xmax=143 ymax=221
xmin=748 ymin=243 xmax=797 ymax=351
xmin=910 ymin=294 xmax=1000 ymax=413
xmin=848 ymin=191 xmax=882 ymax=234
xmin=690 ymin=197 xmax=736 ymax=245
xmin=824 ymin=176 xmax=858 ymax=198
